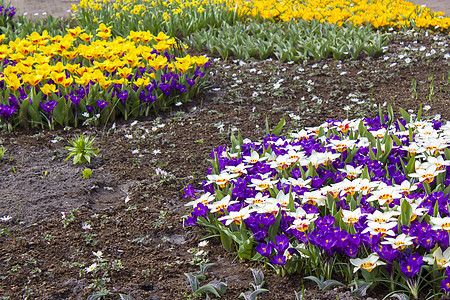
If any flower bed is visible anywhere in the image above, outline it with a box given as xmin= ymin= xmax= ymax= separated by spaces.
xmin=185 ymin=108 xmax=450 ymax=298
xmin=0 ymin=24 xmax=209 ymax=130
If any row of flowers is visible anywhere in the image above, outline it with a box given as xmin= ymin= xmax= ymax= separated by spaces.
xmin=184 ymin=109 xmax=450 ymax=298
xmin=0 ymin=24 xmax=209 ymax=130
xmin=72 ymin=0 xmax=450 ymax=34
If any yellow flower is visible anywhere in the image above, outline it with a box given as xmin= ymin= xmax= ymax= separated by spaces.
xmin=134 ymin=76 xmax=151 ymax=87
xmin=197 ymin=5 xmax=205 ymax=13
xmin=41 ymin=84 xmax=59 ymax=96
xmin=79 ymin=32 xmax=93 ymax=42
xmin=22 ymin=73 xmax=43 ymax=86
xmin=66 ymin=26 xmax=85 ymax=38
xmin=148 ymin=55 xmax=168 ymax=71
xmin=117 ymin=67 xmax=132 ymax=78
xmin=97 ymin=31 xmax=111 ymax=40
xmin=153 ymin=41 xmax=171 ymax=52
xmin=3 ymin=73 xmax=22 ymax=91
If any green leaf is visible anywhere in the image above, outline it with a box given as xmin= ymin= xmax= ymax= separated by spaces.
xmin=399 ymin=107 xmax=411 ymax=124
xmin=271 ymin=116 xmax=286 ymax=136
xmin=195 ymin=284 xmax=221 ymax=297
xmin=267 ymin=209 xmax=282 ymax=241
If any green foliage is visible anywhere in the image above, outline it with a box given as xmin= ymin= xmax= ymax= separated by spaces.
xmin=0 ymin=145 xmax=6 ymax=159
xmin=190 ymin=20 xmax=388 ymax=62
xmin=64 ymin=135 xmax=100 ymax=164
xmin=184 ymin=264 xmax=227 ymax=298
xmin=305 ymin=275 xmax=345 ymax=290
xmin=82 ymin=168 xmax=93 ymax=179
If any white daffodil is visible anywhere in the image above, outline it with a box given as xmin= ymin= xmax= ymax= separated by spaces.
xmin=424 ymin=155 xmax=450 ymax=171
xmin=184 ymin=192 xmax=215 ymax=207
xmin=429 ymin=216 xmax=450 ymax=232
xmin=218 ymin=205 xmax=253 ymax=226
xmin=381 ymin=233 xmax=415 ymax=250
xmin=249 ymin=177 xmax=279 ymax=191
xmin=342 ymin=207 xmax=365 ymax=225
xmin=207 ymin=172 xmax=239 ymax=188
xmin=350 ymin=253 xmax=386 ymax=273
xmin=207 ymin=195 xmax=238 ymax=213
xmin=362 ymin=221 xmax=397 ymax=237
xmin=267 ymin=191 xmax=291 ymax=208
xmin=409 ymin=164 xmax=445 ymax=184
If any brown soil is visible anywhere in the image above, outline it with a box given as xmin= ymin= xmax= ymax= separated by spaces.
xmin=1 ymin=30 xmax=450 ymax=299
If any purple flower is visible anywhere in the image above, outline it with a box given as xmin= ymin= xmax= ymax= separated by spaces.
xmin=117 ymin=90 xmax=129 ymax=104
xmin=399 ymin=252 xmax=423 ymax=278
xmin=96 ymin=99 xmax=108 ymax=111
xmin=270 ymin=253 xmax=286 ymax=265
xmin=86 ymin=105 xmax=94 ymax=114
xmin=441 ymin=267 xmax=450 ymax=292
xmin=271 ymin=234 xmax=289 ymax=253
xmin=183 ymin=184 xmax=200 ymax=198
xmin=192 ymin=203 xmax=208 ymax=217
xmin=255 ymin=242 xmax=273 ymax=258
xmin=0 ymin=104 xmax=16 ymax=119
xmin=40 ymin=100 xmax=58 ymax=114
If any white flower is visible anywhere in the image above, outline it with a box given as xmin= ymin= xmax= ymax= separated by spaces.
xmin=198 ymin=240 xmax=209 ymax=247
xmin=82 ymin=222 xmax=92 ymax=230
xmin=424 ymin=247 xmax=450 ymax=268
xmin=342 ymin=208 xmax=365 ymax=225
xmin=92 ymin=250 xmax=103 ymax=259
xmin=131 ymin=149 xmax=139 ymax=154
xmin=152 ymin=149 xmax=161 ymax=155
xmin=350 ymin=253 xmax=385 ymax=273
xmin=218 ymin=205 xmax=253 ymax=226
xmin=362 ymin=221 xmax=397 ymax=237
xmin=175 ymin=101 xmax=182 ymax=106
xmin=429 ymin=216 xmax=450 ymax=232
xmin=381 ymin=233 xmax=415 ymax=250
xmin=0 ymin=215 xmax=12 ymax=222
xmin=207 ymin=195 xmax=238 ymax=213
xmin=86 ymin=263 xmax=97 ymax=273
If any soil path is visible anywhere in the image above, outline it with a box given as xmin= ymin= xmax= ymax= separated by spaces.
xmin=7 ymin=0 xmax=450 ymax=19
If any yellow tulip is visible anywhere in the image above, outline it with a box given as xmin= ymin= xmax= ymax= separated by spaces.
xmin=41 ymin=84 xmax=59 ymax=96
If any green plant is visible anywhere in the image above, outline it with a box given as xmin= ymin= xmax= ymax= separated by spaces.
xmin=82 ymin=168 xmax=93 ymax=179
xmin=184 ymin=263 xmax=227 ymax=298
xmin=64 ymin=135 xmax=100 ymax=164
xmin=239 ymin=269 xmax=268 ymax=300
xmin=0 ymin=145 xmax=6 ymax=159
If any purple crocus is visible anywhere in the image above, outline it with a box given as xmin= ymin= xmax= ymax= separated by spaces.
xmin=441 ymin=267 xmax=450 ymax=292
xmin=0 ymin=104 xmax=16 ymax=120
xmin=117 ymin=90 xmax=129 ymax=105
xmin=86 ymin=105 xmax=94 ymax=114
xmin=40 ymin=100 xmax=58 ymax=115
xmin=255 ymin=242 xmax=273 ymax=258
xmin=96 ymin=99 xmax=108 ymax=111
xmin=399 ymin=252 xmax=423 ymax=278
xmin=270 ymin=253 xmax=287 ymax=265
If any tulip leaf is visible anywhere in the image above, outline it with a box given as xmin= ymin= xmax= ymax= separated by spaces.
xmin=399 ymin=107 xmax=411 ymax=124
xmin=271 ymin=116 xmax=286 ymax=136
xmin=399 ymin=199 xmax=413 ymax=227
xmin=268 ymin=209 xmax=282 ymax=241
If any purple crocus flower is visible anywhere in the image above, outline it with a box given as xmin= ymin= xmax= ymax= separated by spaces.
xmin=270 ymin=234 xmax=289 ymax=253
xmin=270 ymin=253 xmax=286 ymax=265
xmin=441 ymin=267 xmax=450 ymax=292
xmin=117 ymin=90 xmax=129 ymax=105
xmin=399 ymin=252 xmax=423 ymax=278
xmin=86 ymin=105 xmax=94 ymax=114
xmin=183 ymin=184 xmax=200 ymax=198
xmin=192 ymin=203 xmax=208 ymax=218
xmin=96 ymin=99 xmax=108 ymax=111
xmin=0 ymin=104 xmax=16 ymax=120
xmin=255 ymin=242 xmax=273 ymax=258
xmin=40 ymin=100 xmax=58 ymax=114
